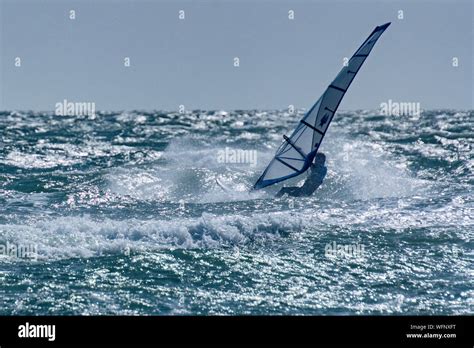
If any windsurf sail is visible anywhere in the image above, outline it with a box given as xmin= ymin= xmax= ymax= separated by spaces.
xmin=253 ymin=22 xmax=391 ymax=190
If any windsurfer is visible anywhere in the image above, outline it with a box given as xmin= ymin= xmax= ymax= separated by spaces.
xmin=275 ymin=153 xmax=327 ymax=197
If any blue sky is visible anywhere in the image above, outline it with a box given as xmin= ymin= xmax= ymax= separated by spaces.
xmin=0 ymin=0 xmax=472 ymax=111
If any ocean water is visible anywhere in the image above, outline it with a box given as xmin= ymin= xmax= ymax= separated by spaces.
xmin=0 ymin=109 xmax=472 ymax=315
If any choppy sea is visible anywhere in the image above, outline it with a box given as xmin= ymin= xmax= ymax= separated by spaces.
xmin=0 ymin=109 xmax=472 ymax=314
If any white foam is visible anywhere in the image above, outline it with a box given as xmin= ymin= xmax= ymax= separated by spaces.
xmin=0 ymin=212 xmax=302 ymax=261
xmin=321 ymin=133 xmax=429 ymax=200
xmin=105 ymin=138 xmax=273 ymax=202
xmin=3 ymin=150 xmax=81 ymax=169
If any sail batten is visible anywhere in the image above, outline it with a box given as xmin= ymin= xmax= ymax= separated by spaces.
xmin=253 ymin=22 xmax=391 ymax=190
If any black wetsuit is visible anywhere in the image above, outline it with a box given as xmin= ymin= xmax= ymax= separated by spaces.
xmin=276 ymin=162 xmax=327 ymax=197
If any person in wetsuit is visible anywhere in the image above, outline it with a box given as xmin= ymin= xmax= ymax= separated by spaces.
xmin=275 ymin=153 xmax=327 ymax=197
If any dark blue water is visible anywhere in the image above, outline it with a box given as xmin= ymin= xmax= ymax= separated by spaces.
xmin=0 ymin=109 xmax=472 ymax=314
